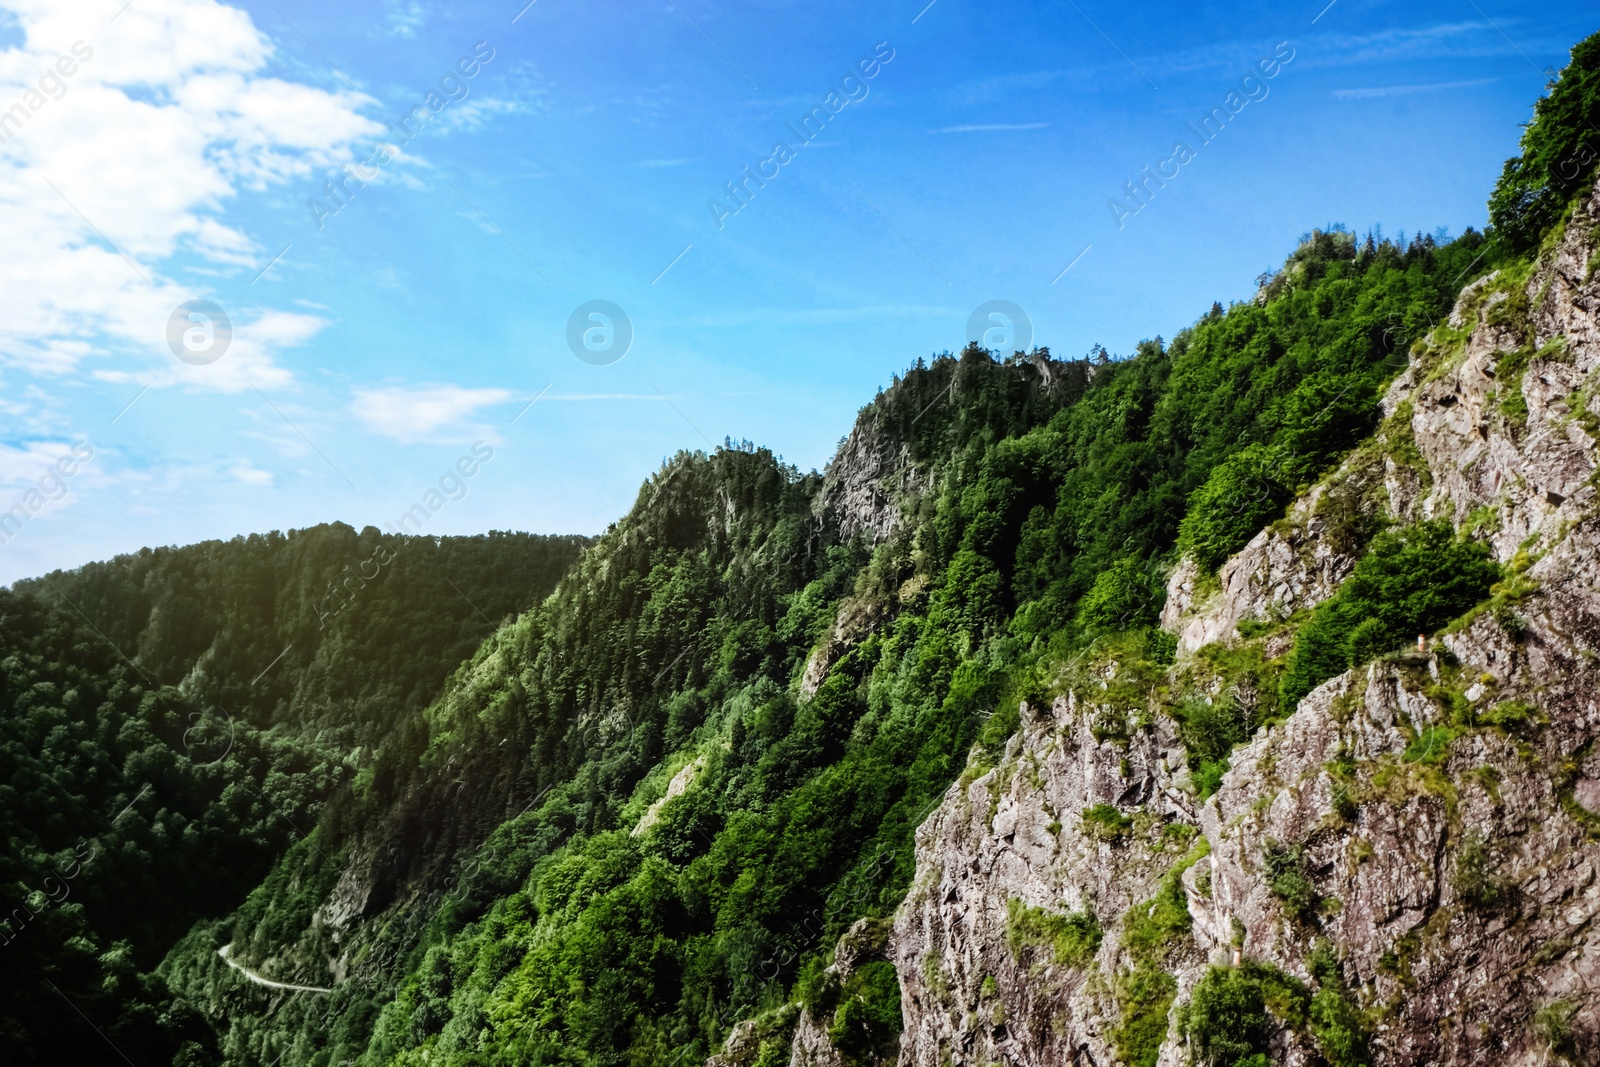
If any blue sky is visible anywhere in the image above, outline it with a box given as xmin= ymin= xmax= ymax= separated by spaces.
xmin=0 ymin=0 xmax=1592 ymax=584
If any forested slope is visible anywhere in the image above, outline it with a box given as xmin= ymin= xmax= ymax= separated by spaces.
xmin=896 ymin=37 xmax=1600 ymax=1066
xmin=16 ymin=524 xmax=590 ymax=752
xmin=0 ymin=587 xmax=324 ymax=1064
xmin=1 ymin=526 xmax=586 ymax=1064
xmin=16 ymin=28 xmax=1600 ymax=1067
xmin=153 ymin=201 xmax=1494 ymax=1067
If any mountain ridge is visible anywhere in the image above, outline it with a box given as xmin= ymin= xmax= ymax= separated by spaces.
xmin=8 ymin=28 xmax=1600 ymax=1066
xmin=148 ymin=215 xmax=1490 ymax=1065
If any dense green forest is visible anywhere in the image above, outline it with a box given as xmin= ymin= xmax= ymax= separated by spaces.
xmin=16 ymin=524 xmax=591 ymax=750
xmin=7 ymin=29 xmax=1598 ymax=1067
xmin=1 ymin=527 xmax=586 ymax=1064
xmin=0 ymin=586 xmax=321 ymax=1063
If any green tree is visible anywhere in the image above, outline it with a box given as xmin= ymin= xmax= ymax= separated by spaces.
xmin=1489 ymin=30 xmax=1600 ymax=251
xmin=1176 ymin=445 xmax=1296 ymax=571
xmin=1281 ymin=521 xmax=1499 ymax=708
xmin=1077 ymin=556 xmax=1161 ymax=633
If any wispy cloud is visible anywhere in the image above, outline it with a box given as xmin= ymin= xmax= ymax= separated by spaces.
xmin=349 ymin=384 xmax=512 ymax=443
xmin=0 ymin=439 xmax=96 ymax=490
xmin=1302 ymin=20 xmax=1546 ymax=70
xmin=933 ymin=121 xmax=1051 ymax=134
xmin=91 ymin=308 xmax=324 ymax=394
xmin=543 ymin=393 xmax=671 ymax=401
xmin=940 ymin=69 xmax=1078 ymax=107
xmin=933 ymin=19 xmax=1537 ymax=112
xmin=436 ymin=97 xmax=523 ymax=132
xmin=1333 ymin=77 xmax=1499 ymax=100
xmin=228 ymin=460 xmax=274 ymax=486
xmin=674 ymin=304 xmax=951 ymax=329
xmin=383 ymin=0 xmax=429 ymax=38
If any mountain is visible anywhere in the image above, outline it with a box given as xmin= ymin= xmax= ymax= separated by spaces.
xmin=154 ymin=141 xmax=1488 ymax=1067
xmin=895 ymin=178 xmax=1600 ymax=1067
xmin=8 ymin=27 xmax=1600 ymax=1067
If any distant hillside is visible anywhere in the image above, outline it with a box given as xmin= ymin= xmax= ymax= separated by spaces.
xmin=1 ymin=525 xmax=586 ymax=1064
xmin=15 ymin=524 xmax=590 ymax=752
xmin=0 ymin=585 xmax=333 ymax=1063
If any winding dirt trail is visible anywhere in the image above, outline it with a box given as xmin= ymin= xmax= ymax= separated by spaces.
xmin=218 ymin=943 xmax=333 ymax=994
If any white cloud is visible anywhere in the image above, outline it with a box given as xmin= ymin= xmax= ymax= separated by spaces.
xmin=349 ymin=384 xmax=512 ymax=443
xmin=676 ymin=303 xmax=950 ymax=328
xmin=239 ymin=401 xmax=317 ymax=459
xmin=228 ymin=459 xmax=272 ymax=485
xmin=1333 ymin=77 xmax=1499 ymax=100
xmin=0 ymin=0 xmax=381 ymax=386
xmin=932 ymin=122 xmax=1050 ymax=134
xmin=437 ymin=96 xmax=520 ymax=132
xmin=91 ymin=306 xmax=327 ymax=393
xmin=543 ymin=393 xmax=670 ymax=401
xmin=384 ymin=0 xmax=429 ymax=39
xmin=0 ymin=437 xmax=110 ymax=510
xmin=0 ymin=438 xmax=81 ymax=486
xmin=0 ymin=381 xmax=71 ymax=435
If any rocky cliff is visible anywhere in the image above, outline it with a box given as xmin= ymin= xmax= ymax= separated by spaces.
xmin=814 ymin=406 xmax=927 ymax=546
xmin=887 ymin=180 xmax=1600 ymax=1066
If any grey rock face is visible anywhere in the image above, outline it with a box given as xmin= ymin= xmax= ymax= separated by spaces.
xmin=1162 ymin=490 xmax=1360 ymax=656
xmin=815 ymin=414 xmax=926 ymax=545
xmin=800 ymin=593 xmax=887 ymax=699
xmin=894 ymin=696 xmax=1200 ymax=1067
xmin=887 ymin=179 xmax=1600 ymax=1067
xmin=785 ymin=918 xmax=899 ymax=1067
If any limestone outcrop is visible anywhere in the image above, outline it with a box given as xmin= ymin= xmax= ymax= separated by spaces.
xmin=885 ymin=177 xmax=1600 ymax=1067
